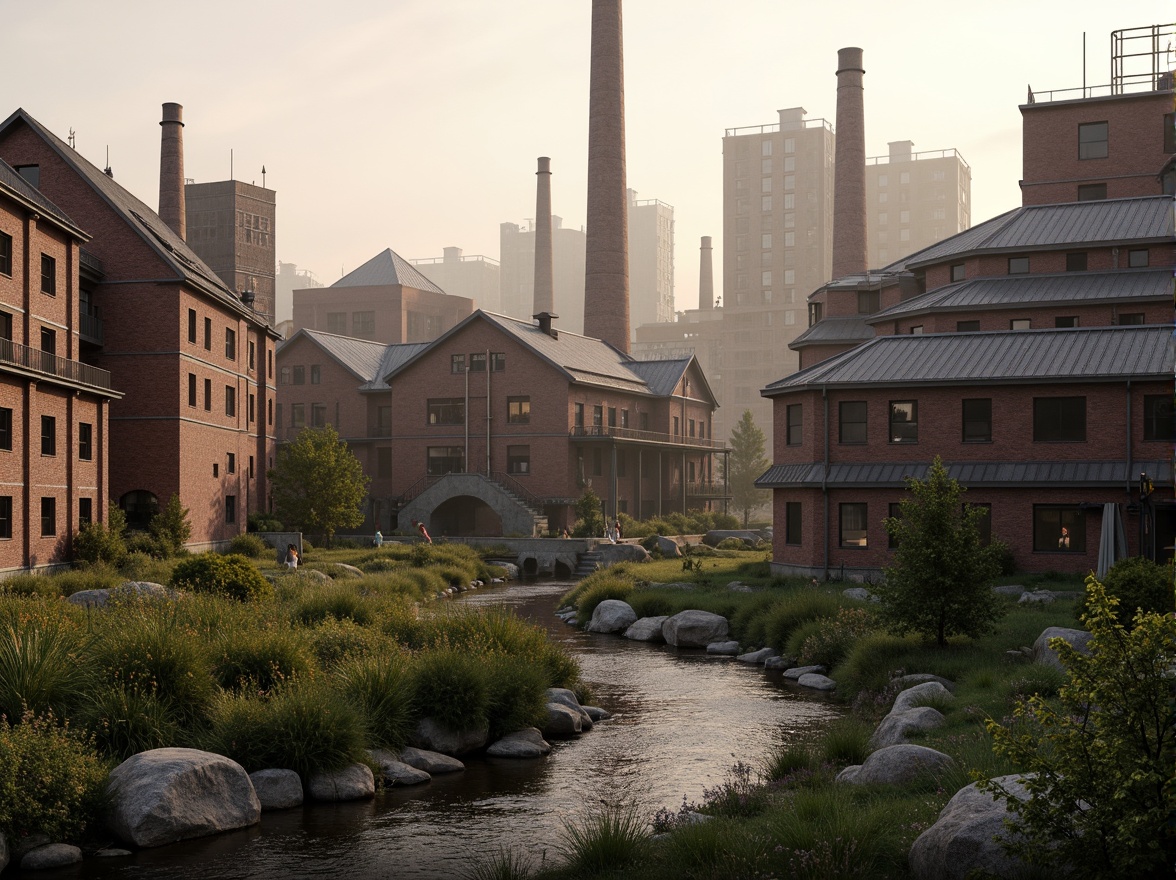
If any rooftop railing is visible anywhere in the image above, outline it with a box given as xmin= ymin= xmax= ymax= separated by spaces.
xmin=724 ymin=117 xmax=833 ymax=137
xmin=866 ymin=148 xmax=971 ymax=170
xmin=0 ymin=337 xmax=113 ymax=390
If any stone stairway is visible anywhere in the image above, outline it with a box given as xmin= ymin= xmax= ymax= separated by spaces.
xmin=489 ymin=479 xmax=548 ymax=536
xmin=573 ymin=547 xmax=605 ymax=578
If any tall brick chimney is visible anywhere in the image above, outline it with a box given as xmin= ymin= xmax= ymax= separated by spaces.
xmin=698 ymin=235 xmax=714 ymax=310
xmin=533 ymin=157 xmax=554 ymax=316
xmin=582 ymin=0 xmax=630 ymax=352
xmin=158 ymin=103 xmax=186 ymax=241
xmin=832 ymin=48 xmax=866 ymax=279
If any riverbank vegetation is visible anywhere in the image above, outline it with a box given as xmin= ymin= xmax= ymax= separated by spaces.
xmin=0 ymin=541 xmax=581 ymax=846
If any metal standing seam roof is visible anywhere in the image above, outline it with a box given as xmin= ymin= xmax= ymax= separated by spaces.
xmin=869 ymin=269 xmax=1174 ymax=322
xmin=332 ymin=248 xmax=448 ymax=293
xmin=882 ymin=196 xmax=1174 ymax=271
xmin=756 ymin=459 xmax=1173 ymax=488
xmin=763 ymin=324 xmax=1176 ymax=394
xmin=626 ymin=358 xmax=690 ymax=397
xmin=0 ymin=110 xmax=272 ymax=331
xmin=0 ymin=157 xmax=83 ymax=236
xmin=361 ymin=342 xmax=430 ymax=391
xmin=789 ymin=316 xmax=874 ymax=347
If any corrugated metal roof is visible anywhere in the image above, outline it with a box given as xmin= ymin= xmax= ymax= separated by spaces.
xmin=790 ymin=316 xmax=874 ymax=346
xmin=361 ymin=341 xmax=430 ymax=390
xmin=870 ymin=269 xmax=1172 ymax=321
xmin=764 ymin=325 xmax=1174 ymax=394
xmin=0 ymin=156 xmax=82 ymax=235
xmin=332 ymin=248 xmax=447 ymax=293
xmin=627 ymin=358 xmax=689 ymax=396
xmin=884 ymin=197 xmax=1173 ymax=270
xmin=296 ymin=330 xmax=388 ymax=382
xmin=757 ymin=459 xmax=1172 ymax=488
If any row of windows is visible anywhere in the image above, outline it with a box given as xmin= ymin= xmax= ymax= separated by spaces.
xmin=785 ymin=395 xmax=1173 ymax=446
xmin=326 ymin=312 xmax=376 ymax=338
xmin=945 ymin=248 xmax=1149 ymax=284
xmin=187 ymin=374 xmax=256 ymax=422
xmin=426 ymin=397 xmax=531 ymax=426
xmin=451 ymin=352 xmax=506 ymax=373
xmin=0 ymin=495 xmax=95 ymax=539
xmin=912 ymin=312 xmax=1145 ymax=334
xmin=0 ymin=238 xmax=58 ymax=293
xmin=281 ymin=403 xmax=328 ymax=430
xmin=0 ymin=408 xmax=93 ymax=458
xmin=187 ymin=309 xmax=264 ymax=374
xmin=416 ymin=444 xmax=704 ymax=482
xmin=210 ymin=454 xmax=254 ymax=480
xmin=279 ymin=365 xmax=321 ymax=385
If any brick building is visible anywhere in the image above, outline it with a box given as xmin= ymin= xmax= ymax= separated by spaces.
xmin=0 ymin=108 xmax=279 ymax=548
xmin=759 ymin=24 xmax=1175 ymax=579
xmin=0 ymin=158 xmax=122 ymax=572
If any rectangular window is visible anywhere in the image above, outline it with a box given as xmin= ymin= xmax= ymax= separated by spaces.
xmin=188 ymin=373 xmax=197 ymax=407
xmin=249 ymin=393 xmax=255 ymax=423
xmin=204 ymin=378 xmax=212 ymax=412
xmin=78 ymin=423 xmax=92 ymax=460
xmin=376 ymin=406 xmax=392 ymax=436
xmin=1118 ymin=313 xmax=1144 ymax=325
xmin=188 ymin=309 xmax=197 ymax=343
xmin=225 ymin=495 xmax=236 ymax=524
xmin=0 ymin=407 xmax=10 ymax=451
xmin=1065 ymin=252 xmax=1087 ymax=272
xmin=268 ymin=399 xmax=273 ymax=426
xmin=213 ymin=463 xmax=219 ymax=477
xmin=839 ymin=401 xmax=867 ymax=444
xmin=910 ymin=325 xmax=923 ymax=334
xmin=225 ymin=328 xmax=236 ymax=360
xmin=227 ymin=452 xmax=236 ymax=474
xmin=469 ymin=353 xmax=486 ymax=372
xmin=507 ymin=445 xmax=530 ymax=475
xmin=249 ymin=340 xmax=256 ymax=371
xmin=621 ymin=409 xmax=629 ymax=429
xmin=0 ymin=232 xmax=11 ymax=276
xmin=1034 ymin=506 xmax=1084 ymax=552
xmin=786 ymin=404 xmax=802 ymax=446
xmin=0 ymin=496 xmax=10 ymax=539
xmin=1010 ymin=318 xmax=1031 ymax=330
xmin=608 ymin=407 xmax=617 ymax=429
xmin=962 ymin=399 xmax=992 ymax=443
xmin=507 ymin=397 xmax=531 ymax=424
xmin=311 ymin=404 xmax=326 ymax=427
xmin=292 ymin=366 xmax=305 ymax=385
xmin=972 ymin=503 xmax=992 ymax=547
xmin=1165 ymin=112 xmax=1176 ymax=154
xmin=1077 ymin=183 xmax=1107 ymax=201
xmin=785 ymin=501 xmax=802 ymax=545
xmin=593 ymin=405 xmax=603 ymax=428
xmin=490 ymin=352 xmax=505 ymax=372
xmin=310 ymin=364 xmax=320 ymax=384
xmin=1127 ymin=248 xmax=1149 ymax=268
xmin=0 ymin=311 xmax=10 ymax=340
xmin=889 ymin=401 xmax=918 ymax=443
xmin=427 ymin=398 xmax=465 ymax=425
xmin=574 ymin=403 xmax=584 ymax=429
xmin=40 ymin=326 xmax=56 ymax=357
xmin=1143 ymin=395 xmax=1175 ymax=442
xmin=956 ymin=320 xmax=980 ymax=332
xmin=225 ymin=386 xmax=236 ymax=417
xmin=279 ymin=366 xmax=291 ymax=385
xmin=352 ymin=311 xmax=375 ymax=337
xmin=673 ymin=416 xmax=680 ymax=436
xmin=79 ymin=497 xmax=92 ymax=527
xmin=451 ymin=354 xmax=466 ymax=374
xmin=427 ymin=446 xmax=464 ymax=476
xmin=40 ymin=415 xmax=55 ymax=456
xmin=377 ymin=448 xmax=392 ymax=479
xmin=1077 ymin=121 xmax=1108 ymax=159
xmin=1033 ymin=396 xmax=1086 ymax=442
xmin=204 ymin=317 xmax=212 ymax=350
xmin=290 ymin=404 xmax=305 ymax=429
xmin=40 ymin=497 xmax=56 ymax=536
xmin=857 ymin=290 xmax=880 ymax=314
xmin=1008 ymin=257 xmax=1029 ymax=274
xmin=40 ymin=254 xmax=56 ymax=295
xmin=326 ymin=312 xmax=347 ymax=334
xmin=249 ymin=456 xmax=254 ymax=479
xmin=839 ymin=503 xmax=868 ymax=548
xmin=1054 ymin=316 xmax=1078 ymax=328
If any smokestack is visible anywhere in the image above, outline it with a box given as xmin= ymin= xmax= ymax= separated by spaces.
xmin=698 ymin=236 xmax=714 ymax=310
xmin=533 ymin=157 xmax=555 ymax=316
xmin=158 ymin=103 xmax=186 ymax=241
xmin=832 ymin=48 xmax=867 ymax=279
xmin=583 ymin=0 xmax=630 ymax=353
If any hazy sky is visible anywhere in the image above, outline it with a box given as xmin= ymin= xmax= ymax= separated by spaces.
xmin=3 ymin=2 xmax=1171 ymax=311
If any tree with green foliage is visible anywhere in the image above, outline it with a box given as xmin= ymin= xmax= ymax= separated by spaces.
xmin=268 ymin=426 xmax=369 ymax=548
xmin=149 ymin=493 xmax=191 ymax=556
xmin=724 ymin=410 xmax=770 ymax=527
xmin=875 ymin=456 xmax=1003 ymax=646
xmin=980 ymin=576 xmax=1176 ymax=877
xmin=73 ymin=504 xmax=128 ymax=566
xmin=571 ymin=487 xmax=605 ymax=538
xmin=1096 ymin=555 xmax=1174 ymax=628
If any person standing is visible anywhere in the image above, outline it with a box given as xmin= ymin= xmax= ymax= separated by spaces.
xmin=614 ymin=519 xmax=623 ymax=541
xmin=285 ymin=544 xmax=300 ymax=569
xmin=373 ymin=530 xmax=383 ymax=547
xmin=412 ymin=519 xmax=433 ymax=544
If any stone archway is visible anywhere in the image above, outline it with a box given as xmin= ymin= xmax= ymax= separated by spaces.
xmin=431 ymin=495 xmax=503 ymax=538
xmin=119 ymin=490 xmax=159 ymax=531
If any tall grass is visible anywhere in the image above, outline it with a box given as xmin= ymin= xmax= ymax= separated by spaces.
xmin=81 ymin=685 xmax=183 ymax=760
xmin=0 ymin=619 xmax=89 ymax=721
xmin=410 ymin=648 xmax=490 ymax=732
xmin=336 ymin=653 xmax=415 ymax=751
xmin=211 ymin=627 xmax=316 ymax=693
xmin=461 ymin=848 xmax=536 ymax=880
xmin=558 ymin=806 xmax=649 ymax=874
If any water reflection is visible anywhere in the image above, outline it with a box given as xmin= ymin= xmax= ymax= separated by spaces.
xmin=72 ymin=581 xmax=839 ymax=880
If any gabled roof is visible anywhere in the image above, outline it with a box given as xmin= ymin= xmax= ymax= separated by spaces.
xmin=881 ymin=196 xmax=1174 ymax=272
xmin=763 ymin=324 xmax=1174 ymax=395
xmin=0 ymin=109 xmax=275 ymax=334
xmin=626 ymin=358 xmax=690 ymax=397
xmin=868 ymin=268 xmax=1172 ymax=322
xmin=789 ymin=316 xmax=873 ymax=349
xmin=361 ymin=341 xmax=430 ymax=391
xmin=279 ymin=328 xmax=427 ymax=387
xmin=333 ymin=248 xmax=447 ymax=293
xmin=0 ymin=157 xmax=85 ymax=238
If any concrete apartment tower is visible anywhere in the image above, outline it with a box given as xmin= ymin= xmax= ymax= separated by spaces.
xmin=158 ymin=102 xmax=186 ymax=240
xmin=583 ymin=0 xmax=630 ymax=353
xmin=832 ymin=48 xmax=867 ymax=279
xmin=698 ymin=235 xmax=714 ymax=310
xmin=533 ymin=157 xmax=555 ymax=316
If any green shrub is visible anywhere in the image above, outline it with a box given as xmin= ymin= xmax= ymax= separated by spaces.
xmin=716 ymin=537 xmax=747 ymax=550
xmin=248 ymin=512 xmax=284 ymax=533
xmin=118 ymin=552 xmax=176 ymax=585
xmin=81 ymin=685 xmax=182 ymax=761
xmin=1003 ymin=663 xmax=1068 ymax=702
xmin=50 ymin=565 xmax=123 ymax=596
xmin=410 ymin=649 xmax=489 ymax=731
xmin=73 ymin=510 xmax=128 ymax=567
xmin=817 ymin=715 xmax=872 ymax=766
xmin=0 ymin=618 xmax=88 ymax=721
xmin=985 ymin=537 xmax=1017 ymax=576
xmin=149 ymin=493 xmax=192 ymax=556
xmin=729 ymin=592 xmax=780 ymax=646
xmin=309 ymin=617 xmax=389 ymax=668
xmin=626 ymin=590 xmax=675 ymax=619
xmin=793 ymin=606 xmax=876 ymax=668
xmin=228 ymin=533 xmax=270 ymax=559
xmin=559 ymin=806 xmax=649 ymax=874
xmin=484 ymin=653 xmax=549 ymax=740
xmin=1095 ymin=555 xmax=1173 ymax=627
xmin=765 ymin=592 xmax=841 ymax=652
xmin=574 ymin=575 xmax=635 ymax=623
xmin=126 ymin=532 xmax=168 ymax=558
xmin=0 ymin=713 xmax=108 ymax=840
xmin=834 ymin=632 xmax=922 ymax=694
xmin=764 ymin=742 xmax=818 ymax=782
xmin=293 ymin=583 xmax=374 ymax=627
xmin=336 ymin=653 xmax=415 ymax=751
xmin=0 ymin=574 xmax=61 ymax=599
xmin=170 ymin=553 xmax=272 ymax=602
xmin=211 ymin=628 xmax=315 ymax=693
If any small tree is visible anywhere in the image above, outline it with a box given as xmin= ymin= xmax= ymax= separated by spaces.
xmin=724 ymin=410 xmax=770 ymax=527
xmin=571 ymin=487 xmax=605 ymax=538
xmin=268 ymin=426 xmax=369 ymax=548
xmin=149 ymin=493 xmax=191 ymax=556
xmin=980 ymin=577 xmax=1176 ymax=877
xmin=73 ymin=504 xmax=128 ymax=566
xmin=874 ymin=456 xmax=1002 ymax=646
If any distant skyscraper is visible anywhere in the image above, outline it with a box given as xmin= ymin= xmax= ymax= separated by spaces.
xmin=275 ymin=261 xmax=323 ymax=325
xmin=410 ymin=247 xmax=501 ymax=312
xmin=627 ymin=188 xmax=675 ymax=332
xmin=499 ymin=217 xmax=587 ymax=331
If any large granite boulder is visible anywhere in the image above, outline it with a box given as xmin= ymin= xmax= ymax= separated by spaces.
xmin=330 ymin=563 xmax=364 ymax=579
xmin=797 ymin=673 xmax=837 ymax=691
xmin=1019 ymin=590 xmax=1055 ymax=605
xmin=412 ymin=717 xmax=489 ymax=756
xmin=398 ymin=747 xmax=464 ymax=775
xmin=1033 ymin=627 xmax=1093 ymax=670
xmin=542 ymin=702 xmax=583 ymax=737
xmin=307 ymin=764 xmax=375 ymax=802
xmin=368 ymin=749 xmax=431 ymax=785
xmin=67 ymin=581 xmax=173 ymax=609
xmin=842 ymin=587 xmax=877 ymax=603
xmin=737 ymin=648 xmax=779 ymax=665
xmin=654 ymin=536 xmax=681 ymax=558
xmin=908 ymin=776 xmax=1033 ymax=880
xmin=892 ymin=673 xmax=956 ymax=692
xmin=486 ymin=728 xmax=552 ymax=758
xmin=21 ymin=844 xmax=82 ymax=870
xmin=891 ymin=682 xmax=954 ymax=715
xmin=105 ymin=748 xmax=261 ymax=848
xmin=782 ymin=664 xmax=827 ymax=680
xmin=586 ymin=600 xmax=638 ymax=634
xmin=623 ymin=616 xmax=668 ymax=642
xmin=838 ymin=744 xmax=955 ymax=786
xmin=593 ymin=543 xmax=651 ymax=567
xmin=869 ymin=707 xmax=946 ymax=749
xmin=248 ymin=769 xmax=303 ymax=810
xmin=701 ymin=530 xmax=760 ymax=548
xmin=662 ymin=610 xmax=729 ymax=647
xmin=706 ymin=641 xmax=741 ymax=655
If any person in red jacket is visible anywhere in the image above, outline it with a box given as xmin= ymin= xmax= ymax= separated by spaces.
xmin=411 ymin=519 xmax=433 ymax=544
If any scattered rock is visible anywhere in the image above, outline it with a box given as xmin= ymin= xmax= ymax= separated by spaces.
xmin=737 ymin=647 xmax=779 ymax=665
xmin=838 ymin=744 xmax=955 ymax=786
xmin=835 ymin=765 xmax=861 ymax=783
xmin=67 ymin=581 xmax=174 ymax=609
xmin=706 ymin=641 xmax=741 ymax=655
xmin=330 ymin=563 xmax=364 ymax=579
xmin=21 ymin=844 xmax=82 ymax=870
xmin=398 ymin=747 xmax=465 ymax=775
xmin=1032 ymin=627 xmax=1094 ymax=671
xmin=586 ymin=600 xmax=638 ymax=634
xmin=841 ymin=587 xmax=877 ymax=602
xmin=764 ymin=656 xmax=794 ymax=669
xmin=368 ymin=749 xmax=431 ymax=785
xmin=891 ymin=673 xmax=956 ymax=692
xmin=13 ymin=834 xmax=49 ymax=858
xmin=701 ymin=530 xmax=759 ymax=547
xmin=869 ymin=707 xmax=947 ymax=749
xmin=592 ymin=543 xmax=651 ymax=567
xmin=94 ymin=848 xmax=133 ymax=858
xmin=307 ymin=764 xmax=375 ymax=802
xmin=105 ymin=748 xmax=261 ymax=848
xmin=662 ymin=610 xmax=730 ymax=647
xmin=991 ymin=584 xmax=1026 ymax=597
xmin=623 ymin=616 xmax=669 ymax=642
xmin=582 ymin=705 xmax=611 ymax=721
xmin=647 ymin=581 xmax=697 ymax=591
xmin=413 ymin=717 xmax=489 ymax=756
xmin=486 ymin=728 xmax=552 ymax=758
xmin=783 ymin=665 xmax=827 ymax=680
xmin=1019 ymin=590 xmax=1055 ymax=605
xmin=727 ymin=581 xmax=753 ymax=593
xmin=797 ymin=673 xmax=836 ymax=691
xmin=654 ymin=536 xmax=681 ymax=558
xmin=542 ymin=702 xmax=583 ymax=737
xmin=891 ymin=682 xmax=954 ymax=715
xmin=248 ymin=769 xmax=303 ymax=810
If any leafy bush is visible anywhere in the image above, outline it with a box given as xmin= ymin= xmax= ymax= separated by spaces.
xmin=126 ymin=531 xmax=168 ymax=558
xmin=716 ymin=537 xmax=747 ymax=551
xmin=410 ymin=649 xmax=489 ymax=732
xmin=0 ymin=618 xmax=88 ymax=721
xmin=985 ymin=538 xmax=1016 ymax=576
xmin=0 ymin=713 xmax=108 ymax=840
xmin=484 ymin=653 xmax=549 ymax=739
xmin=149 ymin=494 xmax=192 ymax=556
xmin=248 ymin=512 xmax=284 ymax=533
xmin=573 ymin=575 xmax=635 ymax=624
xmin=793 ymin=606 xmax=876 ymax=668
xmin=763 ymin=592 xmax=842 ymax=651
xmin=1095 ymin=555 xmax=1173 ymax=627
xmin=211 ymin=628 xmax=315 ymax=693
xmin=293 ymin=583 xmax=374 ymax=626
xmin=0 ymin=574 xmax=61 ymax=599
xmin=572 ymin=487 xmax=606 ymax=538
xmin=336 ymin=653 xmax=415 ymax=751
xmin=170 ymin=553 xmax=272 ymax=602
xmin=81 ymin=685 xmax=182 ymax=761
xmin=118 ymin=552 xmax=176 ymax=585
xmin=73 ymin=507 xmax=128 ymax=567
xmin=228 ymin=533 xmax=270 ymax=559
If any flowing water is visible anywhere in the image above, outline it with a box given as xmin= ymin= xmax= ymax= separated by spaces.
xmin=72 ymin=580 xmax=841 ymax=880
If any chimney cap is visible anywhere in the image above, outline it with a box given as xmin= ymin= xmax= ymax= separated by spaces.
xmin=533 ymin=311 xmax=559 ymax=338
xmin=161 ymin=103 xmax=184 ymax=126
